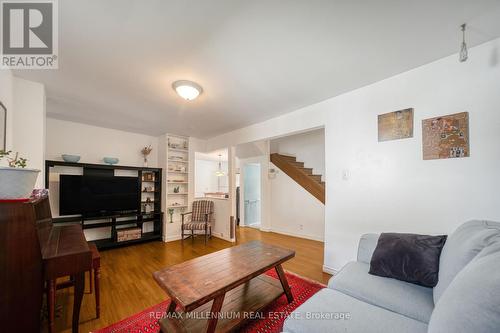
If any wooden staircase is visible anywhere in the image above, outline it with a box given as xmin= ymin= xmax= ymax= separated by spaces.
xmin=270 ymin=153 xmax=325 ymax=204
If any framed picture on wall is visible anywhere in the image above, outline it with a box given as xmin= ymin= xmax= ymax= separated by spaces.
xmin=378 ymin=108 xmax=414 ymax=142
xmin=0 ymin=101 xmax=6 ymax=151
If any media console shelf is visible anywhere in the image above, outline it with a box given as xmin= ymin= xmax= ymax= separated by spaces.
xmin=45 ymin=160 xmax=163 ymax=250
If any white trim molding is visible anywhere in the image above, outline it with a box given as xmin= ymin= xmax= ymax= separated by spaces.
xmin=322 ymin=264 xmax=339 ymax=276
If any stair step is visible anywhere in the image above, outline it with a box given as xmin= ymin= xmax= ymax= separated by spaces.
xmin=310 ymin=175 xmax=322 ymax=182
xmin=289 ymin=161 xmax=304 ymax=168
xmin=279 ymin=155 xmax=297 ymax=161
xmin=300 ymin=168 xmax=313 ymax=175
xmin=270 ymin=153 xmax=325 ymax=204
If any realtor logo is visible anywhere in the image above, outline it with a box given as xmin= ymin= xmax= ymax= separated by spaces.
xmin=1 ymin=0 xmax=58 ymax=69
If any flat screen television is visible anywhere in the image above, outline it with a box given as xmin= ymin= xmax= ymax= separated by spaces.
xmin=60 ymin=175 xmax=140 ymax=216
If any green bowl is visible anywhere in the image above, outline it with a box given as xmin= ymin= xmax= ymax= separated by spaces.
xmin=103 ymin=157 xmax=119 ymax=165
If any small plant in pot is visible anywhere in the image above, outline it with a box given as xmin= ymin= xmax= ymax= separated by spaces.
xmin=168 ymin=208 xmax=174 ymax=224
xmin=0 ymin=150 xmax=40 ymax=199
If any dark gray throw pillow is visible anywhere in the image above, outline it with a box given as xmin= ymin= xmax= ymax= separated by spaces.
xmin=369 ymin=233 xmax=447 ymax=287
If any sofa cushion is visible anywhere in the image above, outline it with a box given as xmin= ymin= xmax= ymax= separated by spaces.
xmin=434 ymin=220 xmax=500 ymax=304
xmin=429 ymin=241 xmax=500 ymax=333
xmin=328 ymin=262 xmax=434 ymax=323
xmin=283 ymin=288 xmax=428 ymax=333
xmin=357 ymin=233 xmax=380 ymax=264
xmin=369 ymin=233 xmax=447 ymax=287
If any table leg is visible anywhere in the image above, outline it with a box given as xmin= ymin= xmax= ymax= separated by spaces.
xmin=48 ymin=279 xmax=56 ymax=333
xmin=72 ymin=272 xmax=85 ymax=333
xmin=206 ymin=294 xmax=225 ymax=333
xmin=166 ymin=299 xmax=177 ymax=315
xmin=275 ymin=264 xmax=293 ymax=303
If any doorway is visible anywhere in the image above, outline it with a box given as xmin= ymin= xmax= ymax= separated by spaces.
xmin=242 ymin=163 xmax=261 ymax=228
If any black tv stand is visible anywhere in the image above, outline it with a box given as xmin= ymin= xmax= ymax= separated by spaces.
xmin=46 ymin=160 xmax=163 ymax=250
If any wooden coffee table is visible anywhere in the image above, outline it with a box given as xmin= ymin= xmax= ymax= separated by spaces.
xmin=153 ymin=241 xmax=295 ymax=333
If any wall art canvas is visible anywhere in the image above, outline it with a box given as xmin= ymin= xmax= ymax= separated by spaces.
xmin=378 ymin=108 xmax=414 ymax=142
xmin=0 ymin=102 xmax=6 ymax=150
xmin=422 ymin=112 xmax=469 ymax=160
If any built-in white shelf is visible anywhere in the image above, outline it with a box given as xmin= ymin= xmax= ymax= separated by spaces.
xmin=168 ymin=147 xmax=188 ymax=153
xmin=165 ymin=134 xmax=190 ymax=237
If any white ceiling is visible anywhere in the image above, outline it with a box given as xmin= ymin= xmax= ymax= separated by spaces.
xmin=14 ymin=0 xmax=500 ymax=138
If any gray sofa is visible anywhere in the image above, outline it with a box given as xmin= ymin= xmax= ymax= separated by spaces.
xmin=283 ymin=220 xmax=500 ymax=333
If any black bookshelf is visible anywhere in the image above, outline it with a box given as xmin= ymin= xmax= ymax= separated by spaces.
xmin=45 ymin=160 xmax=163 ymax=249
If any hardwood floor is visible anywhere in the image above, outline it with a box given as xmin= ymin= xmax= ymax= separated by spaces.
xmin=48 ymin=227 xmax=330 ymax=333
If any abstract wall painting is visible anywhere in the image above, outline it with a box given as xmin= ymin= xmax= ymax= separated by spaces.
xmin=378 ymin=108 xmax=414 ymax=142
xmin=422 ymin=112 xmax=469 ymax=160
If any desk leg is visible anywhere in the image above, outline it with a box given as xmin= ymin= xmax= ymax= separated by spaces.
xmin=276 ymin=264 xmax=293 ymax=303
xmin=95 ymin=266 xmax=101 ymax=318
xmin=48 ymin=279 xmax=56 ymax=333
xmin=72 ymin=272 xmax=85 ymax=333
xmin=206 ymin=294 xmax=225 ymax=333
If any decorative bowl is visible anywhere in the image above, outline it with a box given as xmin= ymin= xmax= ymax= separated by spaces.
xmin=103 ymin=157 xmax=119 ymax=165
xmin=62 ymin=154 xmax=81 ymax=163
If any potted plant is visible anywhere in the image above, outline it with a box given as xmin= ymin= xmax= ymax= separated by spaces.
xmin=0 ymin=150 xmax=40 ymax=199
xmin=141 ymin=145 xmax=153 ymax=167
xmin=168 ymin=208 xmax=174 ymax=223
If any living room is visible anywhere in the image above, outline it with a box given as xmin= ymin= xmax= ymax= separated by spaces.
xmin=1 ymin=1 xmax=499 ymax=333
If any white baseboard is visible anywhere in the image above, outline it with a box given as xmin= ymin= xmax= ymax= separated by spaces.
xmin=163 ymin=234 xmax=182 ymax=242
xmin=269 ymin=228 xmax=324 ymax=242
xmin=212 ymin=232 xmax=233 ymax=242
xmin=163 ymin=232 xmax=233 ymax=243
xmin=322 ymin=264 xmax=339 ymax=275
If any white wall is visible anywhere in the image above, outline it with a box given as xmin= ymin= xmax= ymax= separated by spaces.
xmin=268 ymin=129 xmax=325 ymax=241
xmin=0 ymin=70 xmax=13 ymax=153
xmin=271 ymin=128 xmax=325 ymax=179
xmin=324 ymin=38 xmax=500 ymax=271
xmin=207 ymin=105 xmax=326 ymax=151
xmin=46 ymin=118 xmax=158 ymax=167
xmin=0 ymin=74 xmax=46 ymax=187
xmin=270 ymin=164 xmax=325 ymax=241
xmin=207 ymin=38 xmax=500 ymax=272
xmin=12 ymin=77 xmax=46 ymax=188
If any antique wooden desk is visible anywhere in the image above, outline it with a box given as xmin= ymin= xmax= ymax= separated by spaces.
xmin=41 ymin=224 xmax=92 ymax=333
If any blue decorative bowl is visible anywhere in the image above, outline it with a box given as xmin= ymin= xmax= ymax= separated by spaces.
xmin=103 ymin=157 xmax=119 ymax=165
xmin=62 ymin=154 xmax=81 ymax=163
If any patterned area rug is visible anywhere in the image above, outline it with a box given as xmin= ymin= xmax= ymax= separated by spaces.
xmin=93 ymin=270 xmax=325 ymax=333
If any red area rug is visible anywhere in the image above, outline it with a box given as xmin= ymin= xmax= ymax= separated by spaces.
xmin=93 ymin=270 xmax=325 ymax=333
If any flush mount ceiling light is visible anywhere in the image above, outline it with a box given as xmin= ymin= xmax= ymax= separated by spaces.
xmin=172 ymin=80 xmax=203 ymax=101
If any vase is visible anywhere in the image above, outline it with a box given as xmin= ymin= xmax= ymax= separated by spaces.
xmin=0 ymin=167 xmax=40 ymax=199
xmin=143 ymin=157 xmax=148 ymax=167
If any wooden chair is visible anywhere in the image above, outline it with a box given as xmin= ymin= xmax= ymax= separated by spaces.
xmin=181 ymin=200 xmax=214 ymax=244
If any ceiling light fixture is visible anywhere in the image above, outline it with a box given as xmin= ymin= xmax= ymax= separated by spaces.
xmin=215 ymin=154 xmax=225 ymax=177
xmin=459 ymin=23 xmax=468 ymax=63
xmin=172 ymin=80 xmax=203 ymax=101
